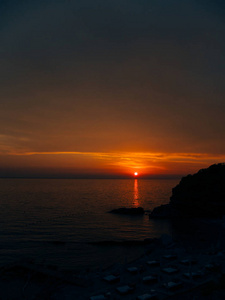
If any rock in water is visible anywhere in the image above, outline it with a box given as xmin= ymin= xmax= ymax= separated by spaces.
xmin=150 ymin=163 xmax=225 ymax=218
xmin=109 ymin=207 xmax=145 ymax=215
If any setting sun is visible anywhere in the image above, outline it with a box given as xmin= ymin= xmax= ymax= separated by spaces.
xmin=134 ymin=172 xmax=138 ymax=176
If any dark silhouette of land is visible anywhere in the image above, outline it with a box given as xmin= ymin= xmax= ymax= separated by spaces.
xmin=150 ymin=163 xmax=225 ymax=219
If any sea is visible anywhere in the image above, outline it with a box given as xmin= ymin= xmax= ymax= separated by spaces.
xmin=0 ymin=178 xmax=179 ymax=272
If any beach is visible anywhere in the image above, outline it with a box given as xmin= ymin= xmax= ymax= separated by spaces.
xmin=1 ymin=218 xmax=225 ymax=300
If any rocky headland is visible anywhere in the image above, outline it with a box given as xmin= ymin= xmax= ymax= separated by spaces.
xmin=150 ymin=163 xmax=225 ymax=219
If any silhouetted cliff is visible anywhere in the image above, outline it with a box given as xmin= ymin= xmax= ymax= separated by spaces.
xmin=150 ymin=163 xmax=225 ymax=218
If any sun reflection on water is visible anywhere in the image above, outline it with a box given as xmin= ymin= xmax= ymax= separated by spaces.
xmin=133 ymin=179 xmax=139 ymax=207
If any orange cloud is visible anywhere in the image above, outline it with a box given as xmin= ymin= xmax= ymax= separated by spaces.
xmin=3 ymin=150 xmax=225 ymax=174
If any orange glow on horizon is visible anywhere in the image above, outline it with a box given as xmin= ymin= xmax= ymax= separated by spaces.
xmin=0 ymin=150 xmax=224 ymax=177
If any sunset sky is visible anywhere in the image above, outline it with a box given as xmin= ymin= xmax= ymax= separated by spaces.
xmin=1 ymin=0 xmax=225 ymax=178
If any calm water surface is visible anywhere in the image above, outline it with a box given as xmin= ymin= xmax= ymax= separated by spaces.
xmin=0 ymin=179 xmax=179 ymax=271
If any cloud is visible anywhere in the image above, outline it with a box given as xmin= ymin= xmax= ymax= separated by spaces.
xmin=5 ymin=150 xmax=225 ymax=165
xmin=0 ymin=0 xmax=225 ymax=175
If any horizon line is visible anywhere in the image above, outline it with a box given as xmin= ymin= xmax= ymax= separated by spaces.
xmin=0 ymin=174 xmax=183 ymax=180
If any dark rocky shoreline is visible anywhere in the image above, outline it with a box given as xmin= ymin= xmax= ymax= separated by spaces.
xmin=150 ymin=163 xmax=225 ymax=219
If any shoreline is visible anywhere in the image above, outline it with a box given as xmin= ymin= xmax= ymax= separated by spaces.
xmin=1 ymin=218 xmax=225 ymax=299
